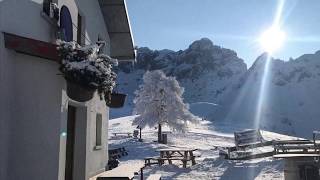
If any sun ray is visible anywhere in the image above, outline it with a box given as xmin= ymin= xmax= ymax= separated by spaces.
xmin=254 ymin=0 xmax=285 ymax=130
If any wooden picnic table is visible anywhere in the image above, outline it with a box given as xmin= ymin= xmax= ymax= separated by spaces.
xmin=156 ymin=148 xmax=198 ymax=168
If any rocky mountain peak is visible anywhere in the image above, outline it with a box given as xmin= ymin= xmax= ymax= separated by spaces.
xmin=189 ymin=38 xmax=215 ymax=51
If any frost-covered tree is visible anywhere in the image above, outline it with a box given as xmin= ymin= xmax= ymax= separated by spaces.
xmin=132 ymin=70 xmax=199 ymax=142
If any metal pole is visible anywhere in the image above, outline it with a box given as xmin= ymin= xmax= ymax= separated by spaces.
xmin=140 ymin=167 xmax=143 ymax=180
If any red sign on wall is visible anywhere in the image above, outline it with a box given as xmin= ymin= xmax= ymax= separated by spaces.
xmin=3 ymin=32 xmax=60 ymax=62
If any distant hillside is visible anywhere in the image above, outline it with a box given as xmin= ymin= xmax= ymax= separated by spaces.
xmin=212 ymin=52 xmax=320 ymax=138
xmin=111 ymin=38 xmax=320 ymax=138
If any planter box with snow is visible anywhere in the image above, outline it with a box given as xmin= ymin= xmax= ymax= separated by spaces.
xmin=106 ymin=93 xmax=127 ymax=108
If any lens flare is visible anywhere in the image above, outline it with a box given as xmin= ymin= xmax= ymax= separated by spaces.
xmin=259 ymin=27 xmax=286 ymax=53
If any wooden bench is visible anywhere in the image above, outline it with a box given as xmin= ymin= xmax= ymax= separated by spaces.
xmin=108 ymin=147 xmax=128 ymax=170
xmin=133 ymin=130 xmax=139 ymax=138
xmin=109 ymin=147 xmax=128 ymax=160
xmin=274 ymin=144 xmax=316 ymax=154
xmin=146 ymin=174 xmax=162 ymax=180
xmin=160 ymin=157 xmax=195 ymax=168
xmin=112 ymin=132 xmax=132 ymax=137
xmin=225 ymin=129 xmax=266 ymax=159
xmin=144 ymin=157 xmax=162 ymax=166
xmin=157 ymin=148 xmax=198 ymax=168
xmin=145 ymin=156 xmax=198 ymax=168
xmin=234 ymin=129 xmax=264 ymax=149
xmin=95 ymin=162 xmax=144 ymax=180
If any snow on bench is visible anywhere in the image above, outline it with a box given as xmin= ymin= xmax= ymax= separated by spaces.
xmin=95 ymin=162 xmax=144 ymax=180
xmin=274 ymin=143 xmax=317 ymax=154
xmin=146 ymin=174 xmax=162 ymax=180
xmin=234 ymin=129 xmax=264 ymax=148
xmin=112 ymin=132 xmax=132 ymax=137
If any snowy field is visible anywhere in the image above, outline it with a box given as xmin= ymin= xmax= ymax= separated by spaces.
xmin=106 ymin=115 xmax=303 ymax=180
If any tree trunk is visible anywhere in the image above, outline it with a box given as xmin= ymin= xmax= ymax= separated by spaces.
xmin=158 ymin=123 xmax=162 ymax=143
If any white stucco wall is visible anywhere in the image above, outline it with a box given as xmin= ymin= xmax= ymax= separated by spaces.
xmin=0 ymin=1 xmax=9 ymax=179
xmin=0 ymin=0 xmax=111 ymax=179
xmin=284 ymin=157 xmax=320 ymax=180
xmin=1 ymin=1 xmax=62 ymax=180
xmin=71 ymin=1 xmax=110 ymax=179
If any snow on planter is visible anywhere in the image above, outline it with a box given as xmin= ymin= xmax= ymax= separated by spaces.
xmin=57 ymin=40 xmax=118 ymax=102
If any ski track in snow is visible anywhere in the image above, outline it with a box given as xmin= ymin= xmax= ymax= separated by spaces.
xmin=108 ymin=116 xmax=285 ymax=180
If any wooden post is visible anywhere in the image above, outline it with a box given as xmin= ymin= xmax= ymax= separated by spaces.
xmin=158 ymin=123 xmax=162 ymax=143
xmin=140 ymin=167 xmax=143 ymax=180
xmin=166 ymin=151 xmax=172 ymax=164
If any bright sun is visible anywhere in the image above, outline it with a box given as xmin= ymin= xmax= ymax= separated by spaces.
xmin=259 ymin=26 xmax=286 ymax=53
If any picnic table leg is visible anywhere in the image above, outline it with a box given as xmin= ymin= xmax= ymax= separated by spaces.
xmin=189 ymin=151 xmax=196 ymax=165
xmin=166 ymin=151 xmax=172 ymax=164
xmin=182 ymin=160 xmax=187 ymax=168
xmin=160 ymin=152 xmax=164 ymax=165
xmin=183 ymin=151 xmax=188 ymax=168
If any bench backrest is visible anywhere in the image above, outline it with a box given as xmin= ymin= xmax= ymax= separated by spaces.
xmin=234 ymin=129 xmax=263 ymax=147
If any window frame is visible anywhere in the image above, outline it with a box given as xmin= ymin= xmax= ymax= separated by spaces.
xmin=94 ymin=113 xmax=103 ymax=150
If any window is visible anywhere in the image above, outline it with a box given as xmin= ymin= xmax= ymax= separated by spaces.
xmin=95 ymin=113 xmax=102 ymax=150
xmin=42 ymin=0 xmax=52 ymax=17
xmin=97 ymin=35 xmax=106 ymax=54
xmin=77 ymin=13 xmax=85 ymax=45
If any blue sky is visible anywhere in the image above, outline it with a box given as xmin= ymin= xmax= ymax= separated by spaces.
xmin=126 ymin=0 xmax=320 ymax=66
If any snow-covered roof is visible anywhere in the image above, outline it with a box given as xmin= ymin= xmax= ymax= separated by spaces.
xmin=99 ymin=0 xmax=136 ymax=62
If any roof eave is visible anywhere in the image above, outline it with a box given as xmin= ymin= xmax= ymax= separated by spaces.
xmin=99 ymin=0 xmax=136 ymax=62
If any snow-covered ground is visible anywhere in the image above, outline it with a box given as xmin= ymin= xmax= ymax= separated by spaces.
xmin=108 ymin=115 xmax=302 ymax=180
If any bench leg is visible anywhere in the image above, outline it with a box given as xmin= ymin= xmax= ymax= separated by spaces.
xmin=189 ymin=151 xmax=196 ymax=165
xmin=183 ymin=151 xmax=188 ymax=168
xmin=166 ymin=152 xmax=172 ymax=164
xmin=157 ymin=159 xmax=163 ymax=166
xmin=182 ymin=160 xmax=187 ymax=168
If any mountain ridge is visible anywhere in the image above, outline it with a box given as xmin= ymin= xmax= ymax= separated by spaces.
xmin=112 ymin=38 xmax=320 ymax=138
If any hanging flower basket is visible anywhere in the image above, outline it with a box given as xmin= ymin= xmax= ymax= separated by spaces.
xmin=66 ymin=80 xmax=95 ymax=102
xmin=57 ymin=40 xmax=118 ymax=102
xmin=106 ymin=93 xmax=127 ymax=108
